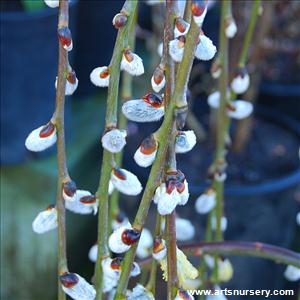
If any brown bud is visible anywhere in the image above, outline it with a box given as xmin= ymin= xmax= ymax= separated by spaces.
xmin=113 ymin=168 xmax=127 ymax=180
xmin=67 ymin=70 xmax=77 ymax=84
xmin=175 ymin=17 xmax=188 ymax=33
xmin=63 ymin=180 xmax=77 ymax=198
xmin=121 ymin=229 xmax=141 ymax=245
xmin=111 ymin=257 xmax=123 ymax=270
xmin=140 ymin=135 xmax=157 ymax=155
xmin=112 ymin=13 xmax=127 ymax=29
xmin=153 ymin=236 xmax=165 ymax=253
xmin=46 ymin=204 xmax=55 ymax=210
xmin=153 ymin=66 xmax=165 ymax=85
xmin=79 ymin=195 xmax=97 ymax=204
xmin=124 ymin=49 xmax=134 ymax=63
xmin=142 ymin=93 xmax=164 ymax=108
xmin=116 ymin=211 xmax=126 ymax=223
xmin=60 ymin=272 xmax=79 ymax=288
xmin=175 ymin=106 xmax=188 ymax=129
xmin=178 ymin=289 xmax=192 ymax=300
xmin=100 ymin=68 xmax=110 ymax=79
xmin=57 ymin=26 xmax=72 ymax=48
xmin=177 ymin=35 xmax=186 ymax=48
xmin=192 ymin=0 xmax=206 ymax=16
xmin=39 ymin=122 xmax=55 ymax=138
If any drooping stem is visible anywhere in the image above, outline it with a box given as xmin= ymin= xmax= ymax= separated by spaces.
xmin=114 ymin=20 xmax=201 ymax=300
xmin=94 ymin=2 xmax=138 ymax=300
xmin=140 ymin=241 xmax=300 ymax=269
xmin=183 ymin=241 xmax=300 ymax=268
xmin=54 ymin=1 xmax=70 ymax=300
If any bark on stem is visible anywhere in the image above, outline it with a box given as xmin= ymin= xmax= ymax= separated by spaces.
xmin=164 ymin=2 xmax=178 ymax=296
xmin=114 ymin=20 xmax=201 ymax=300
xmin=140 ymin=241 xmax=300 ymax=268
xmin=94 ymin=2 xmax=138 ymax=300
xmin=54 ymin=1 xmax=70 ymax=299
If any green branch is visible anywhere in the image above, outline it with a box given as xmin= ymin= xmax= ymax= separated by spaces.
xmin=114 ymin=19 xmax=201 ymax=300
xmin=54 ymin=1 xmax=70 ymax=299
xmin=94 ymin=2 xmax=138 ymax=300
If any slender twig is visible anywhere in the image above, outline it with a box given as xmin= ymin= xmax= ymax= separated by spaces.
xmin=53 ymin=1 xmax=70 ymax=300
xmin=109 ymin=7 xmax=137 ymax=228
xmin=214 ymin=0 xmax=230 ymax=243
xmin=146 ymin=213 xmax=162 ymax=295
xmin=94 ymin=2 xmax=138 ymax=300
xmin=140 ymin=241 xmax=300 ymax=268
xmin=114 ymin=19 xmax=201 ymax=300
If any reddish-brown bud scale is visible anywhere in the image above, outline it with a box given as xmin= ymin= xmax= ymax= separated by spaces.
xmin=178 ymin=289 xmax=191 ymax=300
xmin=153 ymin=237 xmax=165 ymax=253
xmin=113 ymin=13 xmax=127 ymax=29
xmin=79 ymin=195 xmax=97 ymax=204
xmin=113 ymin=168 xmax=127 ymax=180
xmin=58 ymin=27 xmax=72 ymax=48
xmin=100 ymin=68 xmax=110 ymax=79
xmin=142 ymin=93 xmax=164 ymax=108
xmin=124 ymin=49 xmax=134 ymax=63
xmin=166 ymin=170 xmax=186 ymax=194
xmin=175 ymin=18 xmax=187 ymax=33
xmin=226 ymin=103 xmax=237 ymax=112
xmin=177 ymin=35 xmax=186 ymax=48
xmin=192 ymin=0 xmax=206 ymax=16
xmin=39 ymin=122 xmax=55 ymax=138
xmin=111 ymin=257 xmax=123 ymax=270
xmin=116 ymin=211 xmax=126 ymax=223
xmin=121 ymin=229 xmax=141 ymax=245
xmin=63 ymin=181 xmax=77 ymax=197
xmin=67 ymin=70 xmax=76 ymax=84
xmin=153 ymin=67 xmax=165 ymax=85
xmin=140 ymin=136 xmax=157 ymax=155
xmin=60 ymin=273 xmax=79 ymax=288
xmin=46 ymin=204 xmax=55 ymax=210
xmin=235 ymin=67 xmax=247 ymax=78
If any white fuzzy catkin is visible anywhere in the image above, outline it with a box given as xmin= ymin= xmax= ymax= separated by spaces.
xmin=61 ymin=273 xmax=96 ymax=300
xmin=176 ymin=217 xmax=195 ymax=241
xmin=44 ymin=0 xmax=59 ymax=8
xmin=90 ymin=66 xmax=110 ymax=87
xmin=110 ymin=168 xmax=142 ymax=196
xmin=101 ymin=129 xmax=127 ymax=153
xmin=231 ymin=72 xmax=250 ymax=94
xmin=195 ymin=190 xmax=216 ymax=214
xmin=122 ymin=99 xmax=164 ymax=122
xmin=55 ymin=76 xmax=78 ymax=95
xmin=108 ymin=225 xmax=132 ymax=253
xmin=195 ymin=34 xmax=217 ymax=61
xmin=25 ymin=124 xmax=57 ymax=152
xmin=65 ymin=190 xmax=98 ymax=215
xmin=134 ymin=146 xmax=157 ymax=168
xmin=121 ymin=53 xmax=144 ymax=76
xmin=175 ymin=130 xmax=197 ymax=153
xmin=32 ymin=206 xmax=57 ymax=234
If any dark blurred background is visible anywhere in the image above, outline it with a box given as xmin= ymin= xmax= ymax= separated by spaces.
xmin=1 ymin=1 xmax=300 ymax=300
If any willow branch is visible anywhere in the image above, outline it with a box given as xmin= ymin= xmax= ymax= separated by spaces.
xmin=53 ymin=1 xmax=70 ymax=300
xmin=213 ymin=0 xmax=230 ymax=243
xmin=113 ymin=20 xmax=201 ymax=300
xmin=238 ymin=0 xmax=261 ymax=67
xmin=140 ymin=241 xmax=300 ymax=268
xmin=146 ymin=213 xmax=162 ymax=295
xmin=94 ymin=2 xmax=138 ymax=300
xmin=109 ymin=7 xmax=137 ymax=224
